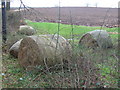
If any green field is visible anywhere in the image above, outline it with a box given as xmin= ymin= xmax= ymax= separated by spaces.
xmin=26 ymin=20 xmax=118 ymax=39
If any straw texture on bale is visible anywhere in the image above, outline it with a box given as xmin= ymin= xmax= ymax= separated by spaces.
xmin=9 ymin=39 xmax=22 ymax=58
xmin=18 ymin=34 xmax=72 ymax=69
xmin=18 ymin=25 xmax=36 ymax=36
xmin=79 ymin=30 xmax=113 ymax=48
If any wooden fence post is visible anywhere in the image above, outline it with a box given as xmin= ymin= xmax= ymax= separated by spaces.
xmin=6 ymin=0 xmax=10 ymax=11
xmin=2 ymin=0 xmax=7 ymax=43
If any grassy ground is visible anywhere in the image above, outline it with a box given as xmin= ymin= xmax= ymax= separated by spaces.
xmin=26 ymin=20 xmax=118 ymax=39
xmin=2 ymin=20 xmax=119 ymax=88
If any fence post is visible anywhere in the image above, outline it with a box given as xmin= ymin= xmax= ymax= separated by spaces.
xmin=2 ymin=0 xmax=7 ymax=43
xmin=6 ymin=0 xmax=10 ymax=11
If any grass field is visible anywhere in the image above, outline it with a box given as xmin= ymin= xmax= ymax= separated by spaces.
xmin=2 ymin=20 xmax=119 ymax=88
xmin=26 ymin=20 xmax=118 ymax=39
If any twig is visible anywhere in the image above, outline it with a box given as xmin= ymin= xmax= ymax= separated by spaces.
xmin=19 ymin=0 xmax=29 ymax=11
xmin=97 ymin=8 xmax=111 ymax=48
xmin=100 ymin=8 xmax=110 ymax=30
xmin=69 ymin=10 xmax=74 ymax=47
xmin=43 ymin=58 xmax=50 ymax=72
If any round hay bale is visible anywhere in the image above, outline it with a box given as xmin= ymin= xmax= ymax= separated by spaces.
xmin=9 ymin=39 xmax=22 ymax=58
xmin=79 ymin=30 xmax=113 ymax=48
xmin=18 ymin=34 xmax=72 ymax=69
xmin=18 ymin=25 xmax=36 ymax=36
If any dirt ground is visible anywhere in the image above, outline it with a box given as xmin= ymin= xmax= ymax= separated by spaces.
xmin=20 ymin=7 xmax=118 ymax=28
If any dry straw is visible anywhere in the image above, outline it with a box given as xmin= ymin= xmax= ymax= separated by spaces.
xmin=18 ymin=34 xmax=72 ymax=70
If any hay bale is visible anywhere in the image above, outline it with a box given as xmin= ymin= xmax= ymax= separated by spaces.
xmin=18 ymin=25 xmax=36 ymax=36
xmin=18 ymin=34 xmax=72 ymax=69
xmin=79 ymin=30 xmax=113 ymax=48
xmin=9 ymin=39 xmax=22 ymax=58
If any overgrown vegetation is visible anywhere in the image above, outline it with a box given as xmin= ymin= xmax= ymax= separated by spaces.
xmin=2 ymin=20 xmax=119 ymax=88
